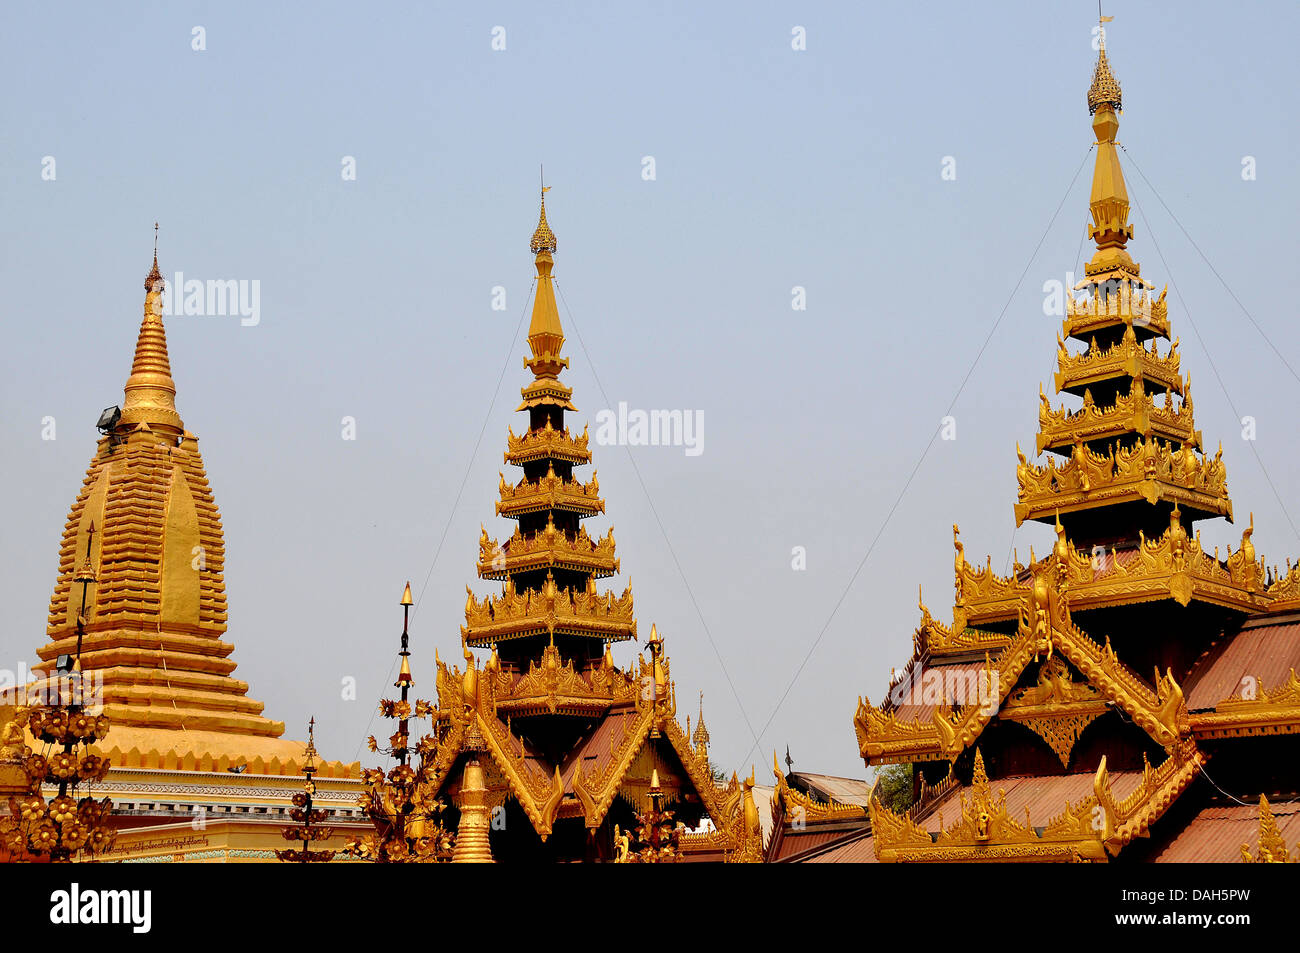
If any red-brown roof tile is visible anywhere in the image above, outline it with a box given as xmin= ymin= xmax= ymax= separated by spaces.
xmin=1184 ymin=617 xmax=1300 ymax=711
xmin=1153 ymin=799 xmax=1300 ymax=862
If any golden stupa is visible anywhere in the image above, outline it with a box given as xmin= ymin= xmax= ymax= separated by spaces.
xmin=1 ymin=245 xmax=365 ymax=862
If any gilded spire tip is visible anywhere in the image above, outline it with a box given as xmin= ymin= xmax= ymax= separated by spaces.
xmin=530 ymin=184 xmax=557 ymax=257
xmin=146 ymin=222 xmax=163 ymax=291
xmin=122 ymin=234 xmax=182 ymax=433
xmin=1088 ymin=16 xmax=1122 ymax=115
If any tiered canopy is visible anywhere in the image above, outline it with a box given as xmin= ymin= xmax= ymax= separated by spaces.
xmin=851 ymin=24 xmax=1300 ymax=864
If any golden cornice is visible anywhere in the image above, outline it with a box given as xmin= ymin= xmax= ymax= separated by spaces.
xmin=477 ymin=520 xmax=619 ymax=581
xmin=504 ymin=421 xmax=592 ymax=466
xmin=462 ymin=575 xmax=636 ymax=646
xmin=1064 ymin=282 xmax=1167 ymax=342
xmin=870 ymin=751 xmax=1106 ymax=863
xmin=960 ymin=512 xmax=1267 ymax=622
xmin=1190 ymin=668 xmax=1300 ymax=740
xmin=1014 ymin=436 xmax=1231 ymax=527
xmin=517 ymin=376 xmax=576 ymax=413
xmin=1093 ymin=738 xmax=1204 ymax=854
xmin=495 ymin=464 xmax=604 ymax=519
xmin=1037 ymin=381 xmax=1199 ymax=455
xmin=1054 ymin=322 xmax=1182 ymax=396
xmin=484 ymin=641 xmax=640 ymax=717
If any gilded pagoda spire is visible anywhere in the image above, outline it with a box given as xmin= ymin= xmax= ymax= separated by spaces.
xmin=121 ymin=227 xmax=184 ymax=434
xmin=521 ymin=185 xmax=575 ymax=410
xmin=1083 ymin=21 xmax=1141 ymax=286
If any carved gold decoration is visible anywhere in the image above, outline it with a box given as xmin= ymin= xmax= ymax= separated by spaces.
xmin=495 ymin=463 xmax=603 ymax=519
xmin=1093 ymin=738 xmax=1204 ymax=854
xmin=1014 ymin=436 xmax=1231 ymax=527
xmin=462 ymin=573 xmax=636 ymax=646
xmin=1064 ymin=282 xmax=1167 ymax=342
xmin=859 ymin=561 xmax=1191 ymax=765
xmin=504 ymin=421 xmax=591 ymax=466
xmin=1192 ymin=667 xmax=1300 ymax=740
xmin=1037 ymin=379 xmax=1198 ymax=455
xmin=770 ymin=751 xmax=867 ymax=826
xmin=870 ymin=750 xmax=1106 ymax=863
xmin=477 ymin=517 xmax=618 ymax=580
xmin=1054 ymin=320 xmax=1181 ymax=396
xmin=1241 ymin=795 xmax=1295 ymax=863
xmin=958 ymin=509 xmax=1265 ymax=625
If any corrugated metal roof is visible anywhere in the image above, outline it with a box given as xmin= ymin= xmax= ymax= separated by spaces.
xmin=1153 ymin=799 xmax=1300 ymax=862
xmin=774 ymin=828 xmax=859 ymax=861
xmin=1184 ymin=621 xmax=1300 ymax=710
xmin=792 ymin=772 xmax=873 ymax=807
xmin=919 ymin=771 xmax=1142 ymax=831
xmin=888 ymin=660 xmax=990 ymax=723
xmin=804 ymin=833 xmax=877 ymax=863
xmin=557 ymin=703 xmax=640 ymax=788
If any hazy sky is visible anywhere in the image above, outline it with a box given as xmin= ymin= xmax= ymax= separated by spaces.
xmin=2 ymin=1 xmax=1297 ymax=780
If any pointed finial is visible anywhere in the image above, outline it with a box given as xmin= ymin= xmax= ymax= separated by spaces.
xmin=147 ymin=222 xmax=162 ymax=290
xmin=122 ymin=237 xmax=182 ymax=433
xmin=1088 ymin=14 xmax=1122 ymax=116
xmin=400 ymin=581 xmax=414 ymax=606
xmin=530 ymin=177 xmax=557 ymax=257
xmin=303 ymin=716 xmax=318 ymax=771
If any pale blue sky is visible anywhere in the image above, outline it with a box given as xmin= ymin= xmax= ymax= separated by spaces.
xmin=2 ymin=1 xmax=1297 ymax=779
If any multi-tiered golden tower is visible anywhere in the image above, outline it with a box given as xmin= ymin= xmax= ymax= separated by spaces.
xmin=847 ymin=25 xmax=1300 ymax=863
xmin=2 ymin=248 xmax=365 ymax=862
xmin=415 ymin=192 xmax=763 ymax=862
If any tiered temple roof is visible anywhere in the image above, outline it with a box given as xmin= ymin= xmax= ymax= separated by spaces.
xmin=850 ymin=24 xmax=1300 ymax=863
xmin=417 ymin=193 xmax=762 ymax=862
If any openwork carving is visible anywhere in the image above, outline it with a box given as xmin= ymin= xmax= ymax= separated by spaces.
xmin=495 ymin=464 xmax=603 ymax=518
xmin=1014 ymin=435 xmax=1231 ymax=526
xmin=504 ymin=421 xmax=591 ymax=465
xmin=1064 ymin=281 xmax=1167 ymax=340
xmin=1241 ymin=795 xmax=1296 ymax=863
xmin=959 ymin=510 xmax=1265 ymax=623
xmin=1053 ymin=319 xmax=1181 ymax=395
xmin=478 ymin=519 xmax=618 ymax=580
xmin=870 ymin=751 xmax=1105 ymax=863
xmin=1038 ymin=379 xmax=1198 ymax=454
xmin=462 ymin=574 xmax=636 ymax=646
